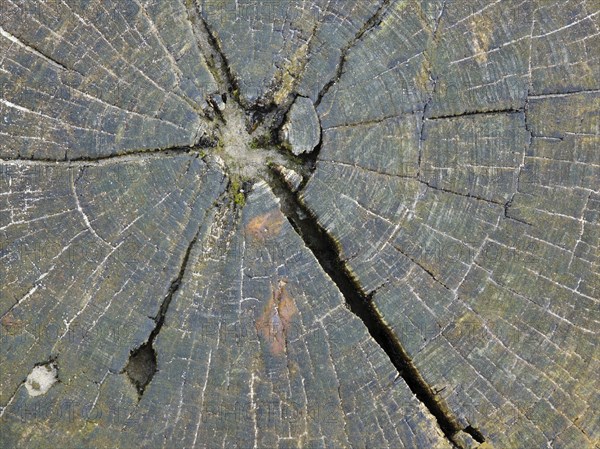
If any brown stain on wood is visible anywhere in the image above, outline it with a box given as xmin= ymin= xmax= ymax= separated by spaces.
xmin=246 ymin=210 xmax=285 ymax=241
xmin=1 ymin=313 xmax=24 ymax=335
xmin=256 ymin=280 xmax=298 ymax=356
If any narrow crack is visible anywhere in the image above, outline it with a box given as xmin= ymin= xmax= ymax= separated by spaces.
xmin=431 ymin=0 xmax=448 ymax=37
xmin=306 ymin=0 xmax=413 ymax=183
xmin=123 ymin=190 xmax=228 ymax=398
xmin=323 ymin=111 xmax=418 ymax=131
xmin=416 ymin=0 xmax=448 ymax=179
xmin=186 ymin=1 xmax=240 ymax=109
xmin=0 ymin=25 xmax=84 ymax=76
xmin=527 ymin=88 xmax=600 ymax=99
xmin=267 ymin=169 xmax=486 ymax=448
xmin=183 ymin=1 xmax=308 ymax=180
xmin=419 ymin=179 xmax=504 ymax=206
xmin=123 ymin=226 xmax=199 ymax=397
xmin=0 ymin=145 xmax=213 ymax=165
xmin=5 ymin=1 xmax=593 ymax=447
xmin=417 ymin=1 xmax=447 ymax=177
xmin=183 ymin=0 xmax=401 ymax=186
xmin=46 ymin=1 xmax=489 ymax=441
xmin=314 ymin=0 xmax=393 ymax=108
xmin=503 ymin=108 xmax=534 ymax=227
xmin=0 ymin=377 xmax=27 ymax=419
xmin=418 ymin=90 xmax=435 ymax=178
xmin=392 ymin=244 xmax=453 ymax=292
xmin=427 ymin=108 xmax=524 ymax=120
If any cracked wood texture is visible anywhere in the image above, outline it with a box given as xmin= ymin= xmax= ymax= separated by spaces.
xmin=0 ymin=1 xmax=598 ymax=449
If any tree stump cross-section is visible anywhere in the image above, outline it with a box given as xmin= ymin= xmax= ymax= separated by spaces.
xmin=0 ymin=1 xmax=598 ymax=448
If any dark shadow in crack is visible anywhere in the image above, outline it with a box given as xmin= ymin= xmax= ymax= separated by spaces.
xmin=268 ymin=168 xmax=486 ymax=448
xmin=124 ymin=342 xmax=157 ymax=397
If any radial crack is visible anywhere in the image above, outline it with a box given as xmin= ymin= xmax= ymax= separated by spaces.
xmin=267 ymin=169 xmax=486 ymax=448
xmin=0 ymin=146 xmax=211 ymax=164
xmin=0 ymin=26 xmax=83 ymax=75
xmin=186 ymin=1 xmax=240 ymax=107
xmin=72 ymin=167 xmax=115 ymax=249
xmin=123 ymin=190 xmax=228 ymax=398
xmin=314 ymin=0 xmax=393 ymax=108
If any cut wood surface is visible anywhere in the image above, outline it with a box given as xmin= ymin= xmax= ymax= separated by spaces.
xmin=0 ymin=1 xmax=598 ymax=448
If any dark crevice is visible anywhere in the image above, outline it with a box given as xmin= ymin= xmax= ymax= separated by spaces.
xmin=247 ymin=21 xmax=318 ymax=131
xmin=464 ymin=425 xmax=486 ymax=443
xmin=503 ymin=106 xmax=534 ymax=227
xmin=186 ymin=1 xmax=303 ymax=159
xmin=123 ymin=202 xmax=212 ymax=398
xmin=504 ymin=200 xmax=534 ymax=226
xmin=76 ymin=0 xmax=488 ymax=442
xmin=188 ymin=4 xmax=314 ymax=179
xmin=314 ymin=0 xmax=393 ymax=108
xmin=186 ymin=0 xmax=242 ymax=121
xmin=427 ymin=108 xmax=524 ymax=120
xmin=420 ymin=179 xmax=504 ymax=207
xmin=123 ymin=342 xmax=156 ymax=397
xmin=0 ymin=145 xmax=214 ymax=165
xmin=249 ymin=91 xmax=303 ymax=149
xmin=322 ymin=159 xmax=417 ymax=180
xmin=33 ymin=356 xmax=59 ymax=371
xmin=527 ymin=88 xmax=600 ymax=98
xmin=267 ymin=169 xmax=485 ymax=448
xmin=323 ymin=111 xmax=418 ymax=131
xmin=194 ymin=0 xmax=313 ymax=130
xmin=267 ymin=170 xmax=354 ymax=291
xmin=196 ymin=13 xmax=240 ymax=103
xmin=295 ymin=125 xmax=323 ymax=185
xmin=186 ymin=0 xmax=396 ymax=180
xmin=2 ymin=25 xmax=84 ymax=76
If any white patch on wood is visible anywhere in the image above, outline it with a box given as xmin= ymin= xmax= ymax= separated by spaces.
xmin=25 ymin=363 xmax=58 ymax=397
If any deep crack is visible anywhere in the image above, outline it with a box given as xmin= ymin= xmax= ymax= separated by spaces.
xmin=267 ymin=169 xmax=486 ymax=448
xmin=62 ymin=1 xmax=500 ymax=441
xmin=181 ymin=9 xmax=488 ymax=445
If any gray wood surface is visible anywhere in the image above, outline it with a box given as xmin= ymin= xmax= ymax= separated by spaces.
xmin=1 ymin=1 xmax=598 ymax=448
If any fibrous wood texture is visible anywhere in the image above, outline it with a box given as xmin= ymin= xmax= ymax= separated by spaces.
xmin=0 ymin=1 xmax=598 ymax=448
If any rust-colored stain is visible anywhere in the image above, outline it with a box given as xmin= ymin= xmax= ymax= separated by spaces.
xmin=256 ymin=280 xmax=298 ymax=356
xmin=246 ymin=210 xmax=285 ymax=241
xmin=1 ymin=313 xmax=24 ymax=335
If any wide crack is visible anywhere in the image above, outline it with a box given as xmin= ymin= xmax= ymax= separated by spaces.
xmin=126 ymin=2 xmax=489 ymax=445
xmin=192 ymin=67 xmax=487 ymax=449
xmin=267 ymin=171 xmax=485 ymax=448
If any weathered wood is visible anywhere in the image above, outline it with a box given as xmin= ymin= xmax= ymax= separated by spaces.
xmin=1 ymin=1 xmax=598 ymax=448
